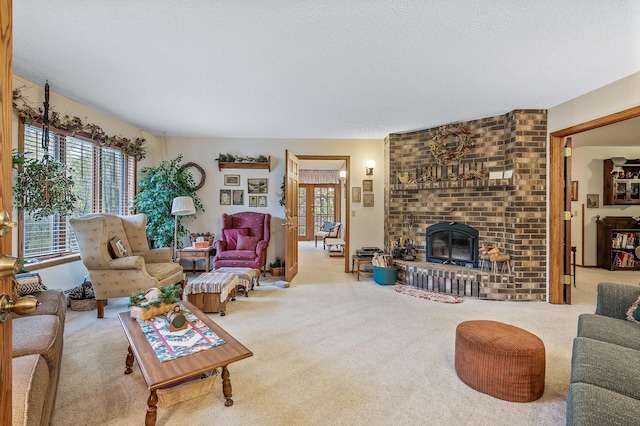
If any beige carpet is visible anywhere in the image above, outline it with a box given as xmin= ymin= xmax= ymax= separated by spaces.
xmin=51 ymin=245 xmax=636 ymax=426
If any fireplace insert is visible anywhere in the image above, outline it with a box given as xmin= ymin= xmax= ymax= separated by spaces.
xmin=425 ymin=222 xmax=479 ymax=268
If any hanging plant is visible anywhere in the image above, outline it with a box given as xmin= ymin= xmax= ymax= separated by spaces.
xmin=428 ymin=123 xmax=475 ymax=165
xmin=13 ymin=156 xmax=77 ymax=221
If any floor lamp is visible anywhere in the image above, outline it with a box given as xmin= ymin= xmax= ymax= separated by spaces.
xmin=171 ymin=196 xmax=196 ymax=260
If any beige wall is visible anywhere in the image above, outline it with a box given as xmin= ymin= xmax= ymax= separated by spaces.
xmin=165 ymin=137 xmax=385 ymax=269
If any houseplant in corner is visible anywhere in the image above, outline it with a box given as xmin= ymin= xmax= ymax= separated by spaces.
xmin=132 ymin=154 xmax=203 ymax=248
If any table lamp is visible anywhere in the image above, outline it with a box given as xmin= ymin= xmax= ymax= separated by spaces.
xmin=171 ymin=196 xmax=196 ymax=260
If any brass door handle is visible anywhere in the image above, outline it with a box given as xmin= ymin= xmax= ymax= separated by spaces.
xmin=0 ymin=294 xmax=39 ymax=322
xmin=0 ymin=210 xmax=17 ymax=237
xmin=0 ymin=254 xmax=18 ymax=279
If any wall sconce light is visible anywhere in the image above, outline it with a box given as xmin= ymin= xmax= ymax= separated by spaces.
xmin=365 ymin=160 xmax=375 ymax=176
xmin=339 ymin=170 xmax=347 ymax=183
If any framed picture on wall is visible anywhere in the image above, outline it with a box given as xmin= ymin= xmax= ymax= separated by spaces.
xmin=363 ymin=193 xmax=374 ymax=207
xmin=363 ymin=179 xmax=373 ymax=192
xmin=224 ymin=174 xmax=240 ymax=186
xmin=220 ymin=189 xmax=231 ymax=205
xmin=249 ymin=196 xmax=258 ymax=207
xmin=352 ymin=186 xmax=361 ymax=202
xmin=248 ymin=178 xmax=268 ymax=194
xmin=571 ymin=181 xmax=578 ymax=201
xmin=258 ymin=196 xmax=267 ymax=207
xmin=232 ymin=190 xmax=244 ymax=205
xmin=586 ymin=193 xmax=599 ymax=208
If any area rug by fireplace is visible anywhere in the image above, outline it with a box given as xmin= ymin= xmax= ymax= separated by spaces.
xmin=393 ymin=285 xmax=464 ymax=304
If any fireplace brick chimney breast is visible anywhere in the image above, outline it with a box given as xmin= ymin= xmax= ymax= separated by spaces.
xmin=384 ymin=110 xmax=547 ymax=301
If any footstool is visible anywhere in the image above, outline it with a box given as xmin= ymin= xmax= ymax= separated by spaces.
xmin=214 ymin=267 xmax=260 ymax=297
xmin=183 ymin=272 xmax=239 ymax=316
xmin=454 ymin=320 xmax=546 ymax=402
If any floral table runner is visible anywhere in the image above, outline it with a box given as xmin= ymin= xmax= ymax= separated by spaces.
xmin=137 ymin=306 xmax=225 ymax=362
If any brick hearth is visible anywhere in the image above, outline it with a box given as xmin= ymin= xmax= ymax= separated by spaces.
xmin=384 ymin=110 xmax=547 ymax=301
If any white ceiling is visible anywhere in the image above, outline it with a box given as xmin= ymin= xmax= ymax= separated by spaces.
xmin=12 ymin=1 xmax=640 ymax=140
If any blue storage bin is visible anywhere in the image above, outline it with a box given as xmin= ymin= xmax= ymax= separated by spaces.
xmin=373 ymin=265 xmax=398 ymax=285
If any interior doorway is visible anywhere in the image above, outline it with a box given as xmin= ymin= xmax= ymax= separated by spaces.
xmin=548 ymin=105 xmax=640 ymax=304
xmin=297 ymin=155 xmax=350 ymax=273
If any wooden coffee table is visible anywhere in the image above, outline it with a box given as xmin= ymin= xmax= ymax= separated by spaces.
xmin=118 ymin=301 xmax=253 ymax=425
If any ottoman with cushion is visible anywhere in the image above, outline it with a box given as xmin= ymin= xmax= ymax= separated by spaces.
xmin=183 ymin=271 xmax=239 ymax=315
xmin=455 ymin=320 xmax=546 ymax=402
xmin=214 ymin=267 xmax=260 ymax=296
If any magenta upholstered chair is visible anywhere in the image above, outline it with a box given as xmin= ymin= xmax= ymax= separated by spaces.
xmin=213 ymin=212 xmax=271 ymax=276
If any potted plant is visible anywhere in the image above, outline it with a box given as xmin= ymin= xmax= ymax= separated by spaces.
xmin=132 ymin=154 xmax=203 ymax=248
xmin=270 ymin=257 xmax=285 ymax=276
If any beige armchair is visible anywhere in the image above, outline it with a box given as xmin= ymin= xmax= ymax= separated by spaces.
xmin=70 ymin=213 xmax=184 ymax=318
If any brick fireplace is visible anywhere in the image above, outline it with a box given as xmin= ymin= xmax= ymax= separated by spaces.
xmin=384 ymin=110 xmax=547 ymax=301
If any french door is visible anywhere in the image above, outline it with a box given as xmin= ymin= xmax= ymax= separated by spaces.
xmin=297 ymin=184 xmax=340 ymax=240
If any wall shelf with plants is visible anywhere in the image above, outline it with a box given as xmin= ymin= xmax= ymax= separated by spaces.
xmin=216 ymin=154 xmax=271 ymax=172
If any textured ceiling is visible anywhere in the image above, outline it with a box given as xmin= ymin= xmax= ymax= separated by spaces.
xmin=12 ymin=1 xmax=640 ymax=139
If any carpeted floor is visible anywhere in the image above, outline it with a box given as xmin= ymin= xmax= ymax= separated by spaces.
xmin=51 ymin=244 xmax=636 ymax=425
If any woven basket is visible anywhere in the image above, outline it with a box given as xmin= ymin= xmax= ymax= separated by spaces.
xmin=69 ymin=298 xmax=97 ymax=311
xmin=157 ymin=371 xmax=218 ymax=407
xmin=271 ymin=267 xmax=285 ymax=276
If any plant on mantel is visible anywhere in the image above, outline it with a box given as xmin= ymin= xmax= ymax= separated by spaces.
xmin=12 ymin=87 xmax=147 ymax=161
xmin=216 ymin=153 xmax=269 ymax=163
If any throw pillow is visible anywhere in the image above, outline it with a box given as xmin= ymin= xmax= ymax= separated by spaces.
xmin=14 ymin=272 xmax=45 ymax=296
xmin=236 ymin=235 xmax=261 ymax=251
xmin=108 ymin=237 xmax=129 ymax=259
xmin=321 ymin=221 xmax=335 ymax=232
xmin=222 ymin=228 xmax=250 ymax=250
xmin=627 ymin=295 xmax=640 ymax=324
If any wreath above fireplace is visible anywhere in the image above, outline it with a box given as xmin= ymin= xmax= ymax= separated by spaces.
xmin=428 ymin=123 xmax=475 ymax=165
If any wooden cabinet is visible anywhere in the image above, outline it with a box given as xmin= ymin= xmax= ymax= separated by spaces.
xmin=596 ymin=216 xmax=640 ymax=270
xmin=603 ymin=159 xmax=640 ymax=205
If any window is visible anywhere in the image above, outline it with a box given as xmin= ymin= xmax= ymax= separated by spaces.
xmin=19 ymin=123 xmax=136 ymax=260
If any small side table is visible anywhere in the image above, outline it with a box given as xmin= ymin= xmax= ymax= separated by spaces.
xmin=352 ymin=255 xmax=373 ymax=281
xmin=177 ymin=245 xmax=215 ymax=273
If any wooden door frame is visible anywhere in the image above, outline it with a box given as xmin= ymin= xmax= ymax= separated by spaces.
xmin=1 ymin=0 xmax=12 ymax=422
xmin=297 ymin=155 xmax=350 ymax=273
xmin=548 ymin=105 xmax=640 ymax=304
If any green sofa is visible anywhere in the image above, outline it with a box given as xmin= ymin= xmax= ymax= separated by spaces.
xmin=567 ymin=281 xmax=640 ymax=425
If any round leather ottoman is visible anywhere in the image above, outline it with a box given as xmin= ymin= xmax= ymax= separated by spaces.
xmin=455 ymin=320 xmax=545 ymax=402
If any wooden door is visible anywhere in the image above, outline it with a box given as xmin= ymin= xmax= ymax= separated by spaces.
xmin=284 ymin=150 xmax=299 ymax=282
xmin=564 ymin=137 xmax=572 ymax=304
xmin=0 ymin=0 xmax=13 ymax=422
